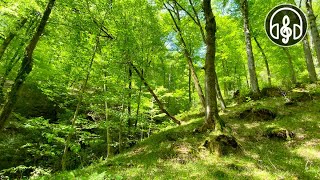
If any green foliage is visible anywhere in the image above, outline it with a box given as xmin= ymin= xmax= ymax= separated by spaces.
xmin=1 ymin=0 xmax=320 ymax=179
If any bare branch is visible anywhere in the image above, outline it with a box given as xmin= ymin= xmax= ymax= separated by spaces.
xmin=173 ymin=0 xmax=199 ymax=26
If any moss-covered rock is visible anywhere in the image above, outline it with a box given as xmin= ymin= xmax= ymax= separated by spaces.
xmin=239 ymin=107 xmax=276 ymax=121
xmin=203 ymin=132 xmax=242 ymax=156
xmin=261 ymin=87 xmax=285 ymax=97
xmin=265 ymin=127 xmax=294 ymax=141
xmin=13 ymin=83 xmax=60 ymax=121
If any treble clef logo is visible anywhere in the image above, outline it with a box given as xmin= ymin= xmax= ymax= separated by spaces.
xmin=265 ymin=4 xmax=307 ymax=47
xmin=280 ymin=15 xmax=292 ymax=44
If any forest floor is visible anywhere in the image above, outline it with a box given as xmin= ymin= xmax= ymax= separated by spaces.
xmin=39 ymin=86 xmax=320 ymax=180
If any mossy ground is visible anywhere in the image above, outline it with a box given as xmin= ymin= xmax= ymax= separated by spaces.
xmin=38 ymin=86 xmax=320 ymax=180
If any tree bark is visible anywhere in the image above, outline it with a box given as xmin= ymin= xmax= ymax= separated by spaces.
xmin=282 ymin=48 xmax=297 ymax=85
xmin=0 ymin=18 xmax=27 ymax=61
xmin=306 ymin=0 xmax=320 ymax=65
xmin=253 ymin=36 xmax=271 ymax=86
xmin=240 ymin=0 xmax=260 ymax=94
xmin=0 ymin=0 xmax=55 ymax=130
xmin=129 ymin=62 xmax=181 ymax=125
xmin=203 ymin=0 xmax=223 ymax=131
xmin=302 ymin=35 xmax=317 ymax=83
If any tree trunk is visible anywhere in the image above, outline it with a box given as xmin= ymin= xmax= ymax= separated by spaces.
xmin=0 ymin=18 xmax=27 ymax=61
xmin=103 ymin=79 xmax=111 ymax=158
xmin=0 ymin=49 xmax=21 ymax=103
xmin=0 ymin=0 xmax=55 ymax=130
xmin=164 ymin=4 xmax=206 ymax=109
xmin=282 ymin=48 xmax=297 ymax=85
xmin=253 ymin=36 xmax=271 ymax=86
xmin=306 ymin=0 xmax=320 ymax=65
xmin=188 ymin=68 xmax=192 ymax=104
xmin=127 ymin=65 xmax=132 ymax=129
xmin=135 ymin=81 xmax=142 ymax=128
xmin=241 ymin=0 xmax=260 ymax=94
xmin=203 ymin=0 xmax=223 ymax=131
xmin=215 ymin=72 xmax=226 ymax=110
xmin=129 ymin=62 xmax=181 ymax=125
xmin=302 ymin=35 xmax=317 ymax=83
xmin=61 ymin=35 xmax=99 ymax=170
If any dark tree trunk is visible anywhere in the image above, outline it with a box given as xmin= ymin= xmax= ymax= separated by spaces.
xmin=129 ymin=62 xmax=181 ymax=125
xmin=282 ymin=48 xmax=297 ymax=85
xmin=241 ymin=0 xmax=260 ymax=94
xmin=0 ymin=0 xmax=55 ymax=130
xmin=306 ymin=0 xmax=320 ymax=65
xmin=203 ymin=0 xmax=223 ymax=131
xmin=302 ymin=35 xmax=317 ymax=83
xmin=254 ymin=37 xmax=271 ymax=86
xmin=0 ymin=18 xmax=27 ymax=61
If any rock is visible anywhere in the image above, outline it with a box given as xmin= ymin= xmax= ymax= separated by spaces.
xmin=13 ymin=83 xmax=60 ymax=121
xmin=239 ymin=108 xmax=276 ymax=121
xmin=265 ymin=127 xmax=294 ymax=141
xmin=261 ymin=87 xmax=285 ymax=97
xmin=203 ymin=133 xmax=242 ymax=156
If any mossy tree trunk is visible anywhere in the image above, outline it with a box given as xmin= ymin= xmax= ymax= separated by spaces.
xmin=203 ymin=0 xmax=223 ymax=131
xmin=0 ymin=0 xmax=56 ymax=130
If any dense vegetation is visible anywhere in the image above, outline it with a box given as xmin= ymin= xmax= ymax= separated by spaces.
xmin=0 ymin=0 xmax=319 ymax=179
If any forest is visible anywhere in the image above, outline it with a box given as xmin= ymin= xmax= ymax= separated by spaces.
xmin=0 ymin=0 xmax=320 ymax=179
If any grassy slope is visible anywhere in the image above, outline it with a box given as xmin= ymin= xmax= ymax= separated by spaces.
xmin=39 ymin=88 xmax=320 ymax=180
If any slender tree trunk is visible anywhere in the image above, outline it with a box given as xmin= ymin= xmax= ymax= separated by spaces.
xmin=0 ymin=19 xmax=37 ymax=103
xmin=0 ymin=49 xmax=21 ymax=103
xmin=188 ymin=68 xmax=192 ymax=104
xmin=103 ymin=78 xmax=111 ymax=158
xmin=215 ymin=72 xmax=226 ymax=110
xmin=203 ymin=0 xmax=223 ymax=131
xmin=302 ymin=35 xmax=317 ymax=83
xmin=129 ymin=62 xmax=181 ymax=125
xmin=0 ymin=18 xmax=27 ymax=61
xmin=306 ymin=0 xmax=320 ymax=65
xmin=241 ymin=0 xmax=260 ymax=94
xmin=135 ymin=82 xmax=142 ymax=128
xmin=282 ymin=48 xmax=297 ymax=85
xmin=0 ymin=0 xmax=55 ymax=130
xmin=165 ymin=4 xmax=206 ymax=109
xmin=61 ymin=36 xmax=100 ymax=170
xmin=253 ymin=37 xmax=271 ymax=86
xmin=127 ymin=65 xmax=132 ymax=129
xmin=173 ymin=0 xmax=227 ymax=109
xmin=118 ymin=103 xmax=124 ymax=153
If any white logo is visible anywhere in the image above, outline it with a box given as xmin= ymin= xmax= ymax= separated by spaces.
xmin=265 ymin=4 xmax=307 ymax=47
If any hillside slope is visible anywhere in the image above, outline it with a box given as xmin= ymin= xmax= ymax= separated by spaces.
xmin=39 ymin=87 xmax=320 ymax=180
